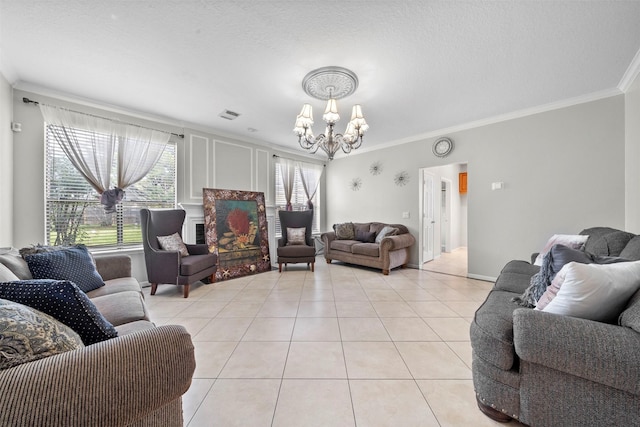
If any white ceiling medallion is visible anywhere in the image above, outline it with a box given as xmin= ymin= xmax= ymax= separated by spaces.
xmin=302 ymin=66 xmax=359 ymax=100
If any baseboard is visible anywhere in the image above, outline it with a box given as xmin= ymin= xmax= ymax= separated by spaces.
xmin=467 ymin=273 xmax=497 ymax=282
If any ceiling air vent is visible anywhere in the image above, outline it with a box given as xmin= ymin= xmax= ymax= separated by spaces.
xmin=218 ymin=109 xmax=241 ymax=120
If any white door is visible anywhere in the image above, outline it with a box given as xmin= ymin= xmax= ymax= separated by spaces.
xmin=422 ymin=171 xmax=435 ymax=263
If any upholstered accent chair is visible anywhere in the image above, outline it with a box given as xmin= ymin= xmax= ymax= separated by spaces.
xmin=140 ymin=208 xmax=217 ymax=298
xmin=277 ymin=210 xmax=316 ymax=272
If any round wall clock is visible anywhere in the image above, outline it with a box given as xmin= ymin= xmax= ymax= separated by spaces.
xmin=432 ymin=137 xmax=454 ymax=158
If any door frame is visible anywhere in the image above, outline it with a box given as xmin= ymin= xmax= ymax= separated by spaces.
xmin=419 ymin=169 xmax=435 ymax=265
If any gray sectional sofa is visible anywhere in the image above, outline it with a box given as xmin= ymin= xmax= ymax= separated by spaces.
xmin=321 ymin=222 xmax=416 ymax=275
xmin=0 ymin=251 xmax=195 ymax=426
xmin=470 ymin=227 xmax=640 ymax=426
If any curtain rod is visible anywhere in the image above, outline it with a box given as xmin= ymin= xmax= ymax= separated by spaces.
xmin=22 ymin=97 xmax=185 ymax=139
xmin=272 ymin=154 xmax=326 ymax=167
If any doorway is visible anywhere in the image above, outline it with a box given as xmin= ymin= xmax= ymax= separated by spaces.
xmin=419 ymin=163 xmax=468 ymax=276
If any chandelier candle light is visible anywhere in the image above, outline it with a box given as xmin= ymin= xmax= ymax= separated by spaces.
xmin=294 ymin=66 xmax=369 ymax=160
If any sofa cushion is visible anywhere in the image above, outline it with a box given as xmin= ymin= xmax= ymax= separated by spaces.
xmin=0 ymin=280 xmax=117 ymax=345
xmin=330 ymin=239 xmax=359 ymax=253
xmin=0 ymin=299 xmax=84 ymax=370
xmin=0 ymin=254 xmax=33 ymax=280
xmin=91 ymin=291 xmax=150 ymax=326
xmin=619 ymin=289 xmax=640 ymax=333
xmin=537 ymin=261 xmax=640 ymax=323
xmin=589 ymin=231 xmax=636 ymax=257
xmin=334 ymin=222 xmax=356 ymax=240
xmin=351 ymin=243 xmax=380 ymax=257
xmin=580 ymin=227 xmax=624 ymax=255
xmin=24 ymin=245 xmax=105 ymax=293
xmin=277 ymin=245 xmax=315 ymax=257
xmin=620 ymin=235 xmax=640 ymax=260
xmin=85 ymin=277 xmax=143 ymax=299
xmin=157 ymin=232 xmax=190 ymax=257
xmin=179 ymin=253 xmax=217 ymax=276
xmin=471 ymin=290 xmax=524 ymax=370
xmin=115 ymin=319 xmax=157 ymax=336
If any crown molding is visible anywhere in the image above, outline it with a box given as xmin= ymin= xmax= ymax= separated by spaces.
xmin=618 ymin=47 xmax=640 ymax=92
xmin=348 ymin=88 xmax=623 ymax=157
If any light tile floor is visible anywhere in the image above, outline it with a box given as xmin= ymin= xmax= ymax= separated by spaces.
xmin=422 ymin=247 xmax=468 ymax=277
xmin=145 ymin=259 xmax=525 ymax=427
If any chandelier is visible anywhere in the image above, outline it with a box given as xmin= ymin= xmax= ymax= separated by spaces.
xmin=294 ymin=66 xmax=369 ymax=160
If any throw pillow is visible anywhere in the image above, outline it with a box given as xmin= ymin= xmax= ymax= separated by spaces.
xmin=334 ymin=222 xmax=356 ymax=240
xmin=513 ymin=244 xmax=629 ymax=308
xmin=375 ymin=226 xmax=399 ymax=244
xmin=356 ymin=229 xmax=376 ymax=243
xmin=0 ymin=279 xmax=118 ymax=345
xmin=0 ymin=263 xmax=19 ymax=282
xmin=157 ymin=232 xmax=190 ymax=257
xmin=24 ymin=245 xmax=105 ymax=293
xmin=533 ymin=234 xmax=589 ymax=266
xmin=286 ymin=227 xmax=306 ymax=245
xmin=0 ymin=298 xmax=84 ymax=370
xmin=537 ymin=261 xmax=640 ymax=323
xmin=619 ymin=235 xmax=640 ymax=260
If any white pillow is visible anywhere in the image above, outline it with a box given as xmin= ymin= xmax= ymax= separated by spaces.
xmin=533 ymin=234 xmax=588 ymax=266
xmin=537 ymin=261 xmax=640 ymax=322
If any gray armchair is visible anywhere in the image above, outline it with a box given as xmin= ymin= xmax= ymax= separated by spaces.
xmin=140 ymin=208 xmax=217 ymax=298
xmin=277 ymin=210 xmax=316 ymax=272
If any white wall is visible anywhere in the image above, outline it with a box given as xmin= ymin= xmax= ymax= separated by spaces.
xmin=0 ymin=73 xmax=13 ymax=247
xmin=625 ymin=71 xmax=640 ymax=233
xmin=327 ymin=95 xmax=626 ymax=279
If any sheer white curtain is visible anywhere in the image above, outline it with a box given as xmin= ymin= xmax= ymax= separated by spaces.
xmin=39 ymin=104 xmax=171 ymax=211
xmin=39 ymin=104 xmax=116 ymax=195
xmin=297 ymin=161 xmax=323 ymax=209
xmin=276 ymin=157 xmax=296 ymax=210
xmin=117 ymin=126 xmax=170 ymax=189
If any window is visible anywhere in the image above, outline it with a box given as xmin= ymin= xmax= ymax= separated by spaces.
xmin=45 ymin=125 xmax=176 ymax=248
xmin=274 ymin=161 xmax=322 ymax=236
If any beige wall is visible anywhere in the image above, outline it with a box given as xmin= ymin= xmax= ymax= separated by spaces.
xmin=327 ymin=95 xmax=626 ymax=279
xmin=625 ymin=71 xmax=640 ymax=233
xmin=0 ymin=73 xmax=12 ymax=247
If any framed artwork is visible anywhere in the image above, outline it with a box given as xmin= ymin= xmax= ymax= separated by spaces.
xmin=203 ymin=188 xmax=271 ymax=281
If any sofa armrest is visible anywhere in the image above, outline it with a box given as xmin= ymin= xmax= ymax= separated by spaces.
xmin=380 ymin=233 xmax=416 ymax=251
xmin=321 ymin=231 xmax=337 ymax=245
xmin=0 ymin=325 xmax=195 ymax=427
xmin=186 ymin=243 xmax=209 ymax=255
xmin=514 ymin=309 xmax=640 ymax=395
xmin=94 ymin=254 xmax=132 ymax=281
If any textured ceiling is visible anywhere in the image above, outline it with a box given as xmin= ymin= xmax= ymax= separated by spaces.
xmin=2 ymin=1 xmax=640 ymax=155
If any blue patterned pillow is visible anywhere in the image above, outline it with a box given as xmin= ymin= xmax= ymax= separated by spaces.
xmin=24 ymin=245 xmax=105 ymax=292
xmin=0 ymin=298 xmax=84 ymax=370
xmin=0 ymin=280 xmax=118 ymax=345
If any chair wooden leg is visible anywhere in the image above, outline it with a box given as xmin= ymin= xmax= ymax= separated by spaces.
xmin=150 ymin=283 xmax=158 ymax=295
xmin=382 ymin=269 xmax=390 ymax=275
xmin=183 ymin=284 xmax=190 ymax=298
xmin=279 ymin=263 xmax=282 ymax=273
xmin=209 ymin=273 xmax=216 ymax=283
xmin=311 ymin=262 xmax=315 ymax=272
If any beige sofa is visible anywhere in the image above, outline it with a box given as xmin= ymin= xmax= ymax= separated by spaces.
xmin=0 ymin=252 xmax=195 ymax=427
xmin=321 ymin=222 xmax=416 ymax=275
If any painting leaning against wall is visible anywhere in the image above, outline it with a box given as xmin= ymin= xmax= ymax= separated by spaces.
xmin=203 ymin=188 xmax=271 ymax=280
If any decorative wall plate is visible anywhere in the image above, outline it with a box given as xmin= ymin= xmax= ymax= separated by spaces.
xmin=432 ymin=137 xmax=454 ymax=158
xmin=394 ymin=171 xmax=409 ymax=186
xmin=370 ymin=161 xmax=382 ymax=175
xmin=350 ymin=177 xmax=362 ymax=191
